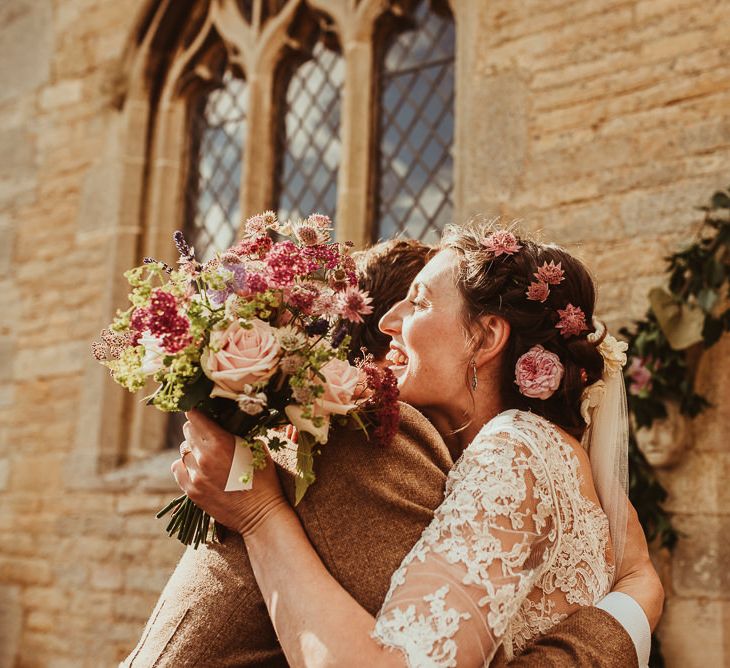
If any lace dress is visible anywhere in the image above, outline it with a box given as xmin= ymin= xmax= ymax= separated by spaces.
xmin=372 ymin=409 xmax=614 ymax=667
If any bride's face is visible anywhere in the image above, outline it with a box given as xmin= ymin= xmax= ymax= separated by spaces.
xmin=379 ymin=249 xmax=471 ymax=410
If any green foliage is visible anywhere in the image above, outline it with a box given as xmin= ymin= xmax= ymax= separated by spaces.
xmin=621 ymin=187 xmax=730 ymax=550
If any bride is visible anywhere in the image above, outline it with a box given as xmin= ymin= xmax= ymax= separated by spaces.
xmin=173 ymin=224 xmax=662 ymax=666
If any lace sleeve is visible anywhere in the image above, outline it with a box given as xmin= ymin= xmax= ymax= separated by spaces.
xmin=372 ymin=427 xmax=559 ymax=668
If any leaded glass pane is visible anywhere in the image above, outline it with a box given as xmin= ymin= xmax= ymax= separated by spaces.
xmin=169 ymin=72 xmax=247 ymax=450
xmin=277 ymin=41 xmax=343 ymax=224
xmin=376 ymin=1 xmax=454 ymax=244
xmin=184 ymin=71 xmax=248 ymax=263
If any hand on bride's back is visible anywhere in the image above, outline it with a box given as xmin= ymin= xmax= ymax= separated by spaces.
xmin=171 ymin=409 xmax=287 ymax=537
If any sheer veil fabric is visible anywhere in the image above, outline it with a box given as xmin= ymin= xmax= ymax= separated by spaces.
xmin=580 ymin=324 xmax=630 ymax=580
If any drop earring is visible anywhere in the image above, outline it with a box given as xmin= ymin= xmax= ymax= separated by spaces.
xmin=471 ymin=360 xmax=478 ymax=391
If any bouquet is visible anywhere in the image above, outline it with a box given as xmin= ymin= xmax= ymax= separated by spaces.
xmin=92 ymin=212 xmax=399 ymax=547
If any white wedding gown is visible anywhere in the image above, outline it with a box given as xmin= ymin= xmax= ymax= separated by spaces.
xmin=372 ymin=409 xmax=615 ymax=667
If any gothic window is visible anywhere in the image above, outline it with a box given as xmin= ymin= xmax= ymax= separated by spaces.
xmin=184 ymin=71 xmax=248 ymax=262
xmin=166 ymin=70 xmax=248 ymax=451
xmin=376 ymin=0 xmax=455 ymax=244
xmin=276 ymin=39 xmax=344 ymax=223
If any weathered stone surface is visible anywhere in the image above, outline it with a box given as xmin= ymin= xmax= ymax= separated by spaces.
xmin=0 ymin=0 xmax=728 ymax=665
xmin=671 ymin=514 xmax=730 ymax=597
xmin=0 ymin=0 xmax=53 ymax=103
xmin=658 ymin=597 xmax=730 ymax=668
xmin=0 ymin=584 xmax=22 ymax=667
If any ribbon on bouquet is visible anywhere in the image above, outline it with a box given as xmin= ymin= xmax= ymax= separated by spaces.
xmin=224 ymin=436 xmax=255 ymax=492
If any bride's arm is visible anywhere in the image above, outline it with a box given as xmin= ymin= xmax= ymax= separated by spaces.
xmin=244 ymin=503 xmax=404 ymax=667
xmin=606 ymin=501 xmax=664 ymax=631
xmin=173 ymin=411 xmax=405 ymax=668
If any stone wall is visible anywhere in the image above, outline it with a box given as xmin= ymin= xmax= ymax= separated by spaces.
xmin=0 ymin=0 xmax=728 ymax=665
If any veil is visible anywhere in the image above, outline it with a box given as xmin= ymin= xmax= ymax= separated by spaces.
xmin=580 ymin=322 xmax=630 ymax=580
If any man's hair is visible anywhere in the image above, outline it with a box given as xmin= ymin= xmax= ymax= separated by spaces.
xmin=348 ymin=239 xmax=435 ymax=362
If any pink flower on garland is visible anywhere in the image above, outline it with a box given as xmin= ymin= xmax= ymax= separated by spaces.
xmin=515 ymin=345 xmax=564 ymax=400
xmin=535 ymin=260 xmax=565 ymax=286
xmin=556 ymin=304 xmax=588 ymax=338
xmin=526 ymin=281 xmax=550 ymax=303
xmin=481 ymin=230 xmax=522 ymax=256
xmin=627 ymin=356 xmax=653 ymax=396
xmin=336 ymin=286 xmax=374 ymax=323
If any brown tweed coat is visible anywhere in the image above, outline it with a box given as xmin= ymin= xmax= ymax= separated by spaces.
xmin=121 ymin=403 xmax=638 ymax=667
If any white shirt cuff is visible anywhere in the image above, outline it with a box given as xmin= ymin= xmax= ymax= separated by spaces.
xmin=595 ymin=591 xmax=651 ymax=668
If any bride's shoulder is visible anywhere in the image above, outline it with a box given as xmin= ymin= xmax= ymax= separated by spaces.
xmin=472 ymin=409 xmax=553 ymax=448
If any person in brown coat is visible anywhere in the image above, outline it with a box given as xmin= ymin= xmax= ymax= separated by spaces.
xmin=124 ymin=240 xmax=660 ymax=667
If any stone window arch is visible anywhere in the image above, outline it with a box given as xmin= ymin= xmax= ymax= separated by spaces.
xmin=77 ymin=0 xmax=459 ymax=475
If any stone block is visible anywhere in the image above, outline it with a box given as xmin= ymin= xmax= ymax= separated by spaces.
xmin=0 ymin=0 xmax=53 ymax=103
xmin=124 ymin=565 xmax=171 ymax=593
xmin=658 ymin=451 xmax=730 ymax=514
xmin=657 ymin=597 xmax=728 ymax=668
xmin=671 ymin=514 xmax=730 ymax=597
xmin=0 ymin=457 xmax=8 ymax=491
xmin=0 ymin=556 xmax=52 ymax=586
xmin=0 ymin=584 xmax=22 ymax=667
xmin=90 ymin=563 xmax=123 ymax=591
xmin=13 ymin=340 xmax=85 ymax=380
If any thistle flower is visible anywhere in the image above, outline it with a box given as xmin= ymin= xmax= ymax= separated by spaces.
xmin=336 ymin=286 xmax=374 ymax=324
xmin=555 ymin=304 xmax=588 ymax=338
xmin=481 ymin=230 xmax=522 ymax=256
xmin=526 ymin=281 xmax=550 ymax=303
xmin=535 ymin=260 xmax=565 ymax=286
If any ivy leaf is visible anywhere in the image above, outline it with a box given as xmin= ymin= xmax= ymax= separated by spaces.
xmin=649 ymin=287 xmax=705 ymax=350
xmin=294 ymin=431 xmax=316 ymax=505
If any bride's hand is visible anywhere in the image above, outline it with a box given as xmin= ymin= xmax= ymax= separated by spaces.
xmin=171 ymin=409 xmax=288 ymax=537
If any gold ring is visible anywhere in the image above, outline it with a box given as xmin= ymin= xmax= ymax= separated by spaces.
xmin=179 ymin=441 xmax=192 ymax=458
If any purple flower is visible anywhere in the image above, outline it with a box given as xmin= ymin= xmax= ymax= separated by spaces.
xmin=208 ymin=262 xmax=247 ymax=305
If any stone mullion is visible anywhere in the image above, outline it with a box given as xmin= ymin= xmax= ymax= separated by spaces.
xmin=337 ymin=34 xmax=376 ymax=249
xmin=239 ymin=67 xmax=277 ymax=224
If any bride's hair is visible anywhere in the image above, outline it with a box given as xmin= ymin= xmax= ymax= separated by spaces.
xmin=442 ymin=222 xmax=605 ymax=439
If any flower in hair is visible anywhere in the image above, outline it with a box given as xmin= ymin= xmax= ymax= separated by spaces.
xmin=526 ymin=281 xmax=550 ymax=302
xmin=535 ymin=260 xmax=565 ymax=286
xmin=556 ymin=304 xmax=588 ymax=338
xmin=481 ymin=230 xmax=522 ymax=256
xmin=515 ymin=345 xmax=564 ymax=400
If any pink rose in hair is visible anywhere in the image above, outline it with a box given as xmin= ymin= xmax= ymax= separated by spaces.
xmin=481 ymin=230 xmax=522 ymax=256
xmin=515 ymin=345 xmax=564 ymax=400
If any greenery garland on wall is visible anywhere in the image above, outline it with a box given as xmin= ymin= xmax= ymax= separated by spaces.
xmin=622 ymin=187 xmax=730 ymax=550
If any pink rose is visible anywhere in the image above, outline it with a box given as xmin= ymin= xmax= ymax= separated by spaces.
xmin=317 ymin=358 xmax=359 ymax=415
xmin=284 ymin=358 xmax=360 ymax=445
xmin=515 ymin=345 xmax=564 ymax=400
xmin=201 ymin=318 xmax=281 ymax=399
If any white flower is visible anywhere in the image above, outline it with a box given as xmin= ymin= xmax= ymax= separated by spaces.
xmin=597 ymin=334 xmax=628 ymax=377
xmin=275 ymin=324 xmax=307 ymax=351
xmin=138 ymin=331 xmax=166 ymax=375
xmin=237 ymin=391 xmax=268 ymax=416
xmin=580 ymin=380 xmax=606 ymax=428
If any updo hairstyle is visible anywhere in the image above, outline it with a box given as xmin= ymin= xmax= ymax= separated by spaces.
xmin=442 ymin=223 xmax=605 ymax=439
